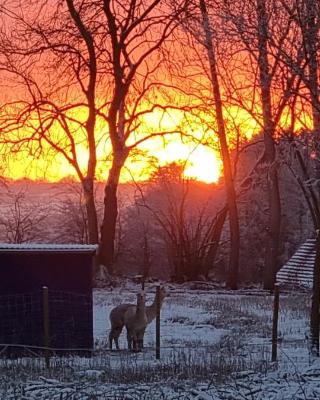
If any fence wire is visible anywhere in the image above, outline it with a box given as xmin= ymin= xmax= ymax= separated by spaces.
xmin=0 ymin=289 xmax=92 ymax=354
xmin=0 ymin=288 xmax=313 ymax=373
xmin=0 ymin=291 xmax=42 ymax=346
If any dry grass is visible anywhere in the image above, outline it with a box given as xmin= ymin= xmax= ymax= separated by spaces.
xmin=0 ymin=288 xmax=311 ymax=397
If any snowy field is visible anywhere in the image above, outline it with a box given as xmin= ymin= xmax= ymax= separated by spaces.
xmin=0 ymin=282 xmax=317 ymax=399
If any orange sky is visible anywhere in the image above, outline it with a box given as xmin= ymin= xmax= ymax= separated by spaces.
xmin=2 ymin=93 xmax=313 ymax=184
xmin=0 ymin=2 xmax=313 ymax=185
xmin=2 ymin=102 xmax=265 ymax=184
xmin=3 ymin=131 xmax=223 ymax=184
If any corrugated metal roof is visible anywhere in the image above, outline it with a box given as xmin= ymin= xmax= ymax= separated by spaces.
xmin=0 ymin=243 xmax=98 ymax=253
xmin=276 ymin=238 xmax=316 ymax=288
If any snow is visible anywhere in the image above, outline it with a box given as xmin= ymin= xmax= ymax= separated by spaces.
xmin=3 ymin=365 xmax=320 ymax=399
xmin=0 ymin=283 xmax=317 ymax=399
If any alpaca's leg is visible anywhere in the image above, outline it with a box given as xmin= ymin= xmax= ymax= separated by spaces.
xmin=132 ymin=332 xmax=139 ymax=351
xmin=114 ymin=336 xmax=120 ymax=350
xmin=109 ymin=326 xmax=123 ymax=350
xmin=127 ymin=328 xmax=139 ymax=352
xmin=114 ymin=326 xmax=123 ymax=350
xmin=137 ymin=328 xmax=146 ymax=350
xmin=109 ymin=331 xmax=113 ymax=350
xmin=141 ymin=327 xmax=146 ymax=349
xmin=126 ymin=329 xmax=133 ymax=350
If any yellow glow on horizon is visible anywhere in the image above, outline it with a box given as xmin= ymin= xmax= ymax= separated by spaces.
xmin=3 ymin=140 xmax=222 ymax=184
xmin=2 ymin=100 xmax=312 ymax=185
xmin=184 ymin=146 xmax=221 ymax=183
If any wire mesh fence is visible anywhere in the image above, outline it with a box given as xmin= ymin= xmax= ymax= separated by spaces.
xmin=0 ymin=288 xmax=93 ymax=356
xmin=0 ymin=339 xmax=313 ymax=384
xmin=0 ymin=291 xmax=43 ymax=348
xmin=0 ymin=286 xmax=313 ymax=374
xmin=0 ymin=286 xmax=315 ymax=400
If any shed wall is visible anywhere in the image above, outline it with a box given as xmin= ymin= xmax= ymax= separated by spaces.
xmin=0 ymin=250 xmax=94 ymax=352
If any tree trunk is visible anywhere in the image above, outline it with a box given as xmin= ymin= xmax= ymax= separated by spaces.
xmin=302 ymin=0 xmax=320 ymax=187
xmin=303 ymin=0 xmax=320 ymax=138
xmin=176 ymin=242 xmax=184 ymax=282
xmin=99 ymin=151 xmax=126 ymax=274
xmin=67 ymin=0 xmax=98 ymax=245
xmin=256 ymin=0 xmax=281 ymax=290
xmin=82 ymin=178 xmax=99 ymax=244
xmin=302 ymin=0 xmax=320 ymax=357
xmin=199 ymin=206 xmax=228 ymax=279
xmin=310 ymin=234 xmax=320 ymax=356
xmin=263 ymin=161 xmax=281 ymax=289
xmin=199 ymin=0 xmax=240 ymax=289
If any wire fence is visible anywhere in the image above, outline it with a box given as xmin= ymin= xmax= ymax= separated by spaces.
xmin=0 ymin=338 xmax=313 ymax=380
xmin=0 ymin=291 xmax=43 ymax=348
xmin=0 ymin=287 xmax=315 ymax=400
xmin=0 ymin=286 xmax=313 ymax=373
xmin=0 ymin=288 xmax=93 ymax=357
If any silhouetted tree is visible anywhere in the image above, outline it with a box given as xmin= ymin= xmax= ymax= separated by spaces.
xmin=0 ymin=186 xmax=48 ymax=243
xmin=0 ymin=0 xmax=189 ymax=279
xmin=127 ymin=162 xmax=227 ymax=281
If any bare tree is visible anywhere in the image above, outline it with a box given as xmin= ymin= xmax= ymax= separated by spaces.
xmin=0 ymin=0 xmax=189 ymax=278
xmin=280 ymin=131 xmax=320 ymax=354
xmin=297 ymin=0 xmax=320 ymax=138
xmin=129 ymin=162 xmax=227 ymax=281
xmin=54 ymin=182 xmax=90 ymax=244
xmin=213 ymin=0 xmax=305 ymax=289
xmin=255 ymin=0 xmax=281 ymax=290
xmin=170 ymin=0 xmax=241 ymax=287
xmin=0 ymin=186 xmax=48 ymax=243
xmin=0 ymin=0 xmax=100 ymax=244
xmin=98 ymin=0 xmax=190 ymax=274
xmin=198 ymin=0 xmax=240 ymax=289
xmin=273 ymin=0 xmax=320 ymax=353
xmin=296 ymin=0 xmax=320 ymax=356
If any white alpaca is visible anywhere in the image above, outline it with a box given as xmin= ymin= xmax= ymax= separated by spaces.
xmin=109 ymin=286 xmax=166 ymax=350
xmin=123 ymin=292 xmax=147 ymax=351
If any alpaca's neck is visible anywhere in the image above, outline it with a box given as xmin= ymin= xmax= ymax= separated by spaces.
xmin=136 ymin=301 xmax=146 ymax=320
xmin=146 ymin=294 xmax=164 ymax=323
xmin=137 ymin=302 xmax=146 ymax=314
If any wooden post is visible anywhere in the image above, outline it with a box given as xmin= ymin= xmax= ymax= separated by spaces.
xmin=156 ymin=285 xmax=161 ymax=360
xmin=42 ymin=286 xmax=50 ymax=369
xmin=271 ymin=283 xmax=280 ymax=362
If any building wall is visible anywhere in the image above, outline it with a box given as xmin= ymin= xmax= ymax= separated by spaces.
xmin=0 ymin=251 xmax=93 ymax=351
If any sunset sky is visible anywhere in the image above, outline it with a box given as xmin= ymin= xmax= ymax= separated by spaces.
xmin=2 ymin=100 xmax=308 ymax=184
xmin=4 ymin=137 xmax=222 ymax=183
xmin=2 ymin=101 xmax=264 ymax=184
xmin=0 ymin=0 xmax=314 ymax=186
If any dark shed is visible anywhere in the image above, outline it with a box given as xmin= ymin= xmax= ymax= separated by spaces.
xmin=0 ymin=243 xmax=97 ymax=352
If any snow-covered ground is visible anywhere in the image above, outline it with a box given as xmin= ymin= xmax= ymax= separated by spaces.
xmin=0 ymin=283 xmax=316 ymax=399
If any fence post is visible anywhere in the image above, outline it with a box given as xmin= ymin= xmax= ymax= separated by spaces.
xmin=272 ymin=283 xmax=280 ymax=362
xmin=156 ymin=285 xmax=161 ymax=360
xmin=42 ymin=286 xmax=50 ymax=369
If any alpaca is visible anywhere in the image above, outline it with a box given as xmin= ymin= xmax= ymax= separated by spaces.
xmin=108 ymin=286 xmax=167 ymax=350
xmin=123 ymin=292 xmax=147 ymax=351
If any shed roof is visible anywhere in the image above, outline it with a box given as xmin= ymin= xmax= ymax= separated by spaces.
xmin=276 ymin=238 xmax=316 ymax=288
xmin=0 ymin=243 xmax=98 ymax=254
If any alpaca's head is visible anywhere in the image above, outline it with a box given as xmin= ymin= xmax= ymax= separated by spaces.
xmin=136 ymin=291 xmax=146 ymax=309
xmin=158 ymin=286 xmax=167 ymax=302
